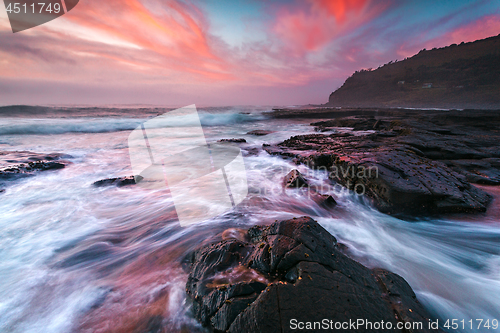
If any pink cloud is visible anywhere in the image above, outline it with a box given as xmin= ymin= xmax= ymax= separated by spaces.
xmin=397 ymin=14 xmax=500 ymax=59
xmin=445 ymin=14 xmax=500 ymax=44
xmin=271 ymin=0 xmax=389 ymax=53
xmin=60 ymin=0 xmax=235 ymax=81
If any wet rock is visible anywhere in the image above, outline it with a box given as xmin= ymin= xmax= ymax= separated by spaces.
xmin=395 ymin=134 xmax=490 ymax=160
xmin=140 ymin=315 xmax=165 ymax=333
xmin=57 ymin=241 xmax=115 ymax=268
xmin=283 ymin=169 xmax=308 ymax=188
xmin=312 ymin=117 xmax=387 ymax=132
xmin=443 ymin=158 xmax=500 ymax=185
xmin=241 ymin=147 xmax=260 ymax=157
xmin=247 ymin=130 xmax=274 ymax=136
xmin=266 ymin=135 xmax=491 ymax=215
xmin=0 ymin=151 xmax=69 ymax=191
xmin=185 ymin=217 xmax=438 ymax=333
xmin=222 ymin=228 xmax=248 ymax=242
xmin=93 ymin=175 xmax=140 ymax=187
xmin=0 ymin=160 xmax=66 ymax=180
xmin=218 ymin=138 xmax=247 ymax=143
xmin=311 ymin=193 xmax=337 ymax=208
xmin=0 ymin=151 xmax=69 ymax=166
xmin=335 ymin=242 xmax=349 ymax=254
xmin=264 ymin=110 xmax=500 ymax=215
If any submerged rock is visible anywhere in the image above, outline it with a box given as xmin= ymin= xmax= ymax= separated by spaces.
xmin=218 ymin=138 xmax=247 ymax=143
xmin=0 ymin=151 xmax=70 ymax=189
xmin=0 ymin=150 xmax=68 ymax=165
xmin=247 ymin=130 xmax=274 ymax=136
xmin=241 ymin=147 xmax=260 ymax=157
xmin=185 ymin=217 xmax=438 ymax=333
xmin=311 ymin=192 xmax=337 ymax=208
xmin=0 ymin=153 xmax=69 ymax=193
xmin=0 ymin=160 xmax=66 ymax=180
xmin=92 ymin=175 xmax=139 ymax=187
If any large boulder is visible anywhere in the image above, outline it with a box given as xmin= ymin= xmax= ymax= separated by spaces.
xmin=185 ymin=217 xmax=438 ymax=332
xmin=328 ymin=147 xmax=491 ymax=214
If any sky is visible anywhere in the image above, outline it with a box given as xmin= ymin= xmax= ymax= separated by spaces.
xmin=0 ymin=0 xmax=499 ymax=107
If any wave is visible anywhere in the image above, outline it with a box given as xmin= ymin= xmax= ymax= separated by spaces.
xmin=0 ymin=118 xmax=145 ymax=135
xmin=0 ymin=112 xmax=266 ymax=136
xmin=0 ymin=105 xmax=165 ymax=118
xmin=199 ymin=112 xmax=266 ymax=126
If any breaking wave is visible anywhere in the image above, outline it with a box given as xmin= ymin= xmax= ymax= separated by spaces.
xmin=0 ymin=111 xmax=266 ymax=136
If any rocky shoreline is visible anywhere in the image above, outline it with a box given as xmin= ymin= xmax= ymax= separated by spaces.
xmin=264 ymin=108 xmax=500 ymax=216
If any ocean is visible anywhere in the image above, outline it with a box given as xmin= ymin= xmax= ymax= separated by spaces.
xmin=0 ymin=106 xmax=499 ymax=332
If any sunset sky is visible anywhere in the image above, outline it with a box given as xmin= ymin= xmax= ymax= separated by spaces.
xmin=0 ymin=0 xmax=499 ymax=106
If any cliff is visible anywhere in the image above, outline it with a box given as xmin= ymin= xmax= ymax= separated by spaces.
xmin=327 ymin=34 xmax=500 ymax=109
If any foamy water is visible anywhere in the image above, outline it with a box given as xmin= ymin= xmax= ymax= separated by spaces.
xmin=0 ymin=106 xmax=499 ymax=332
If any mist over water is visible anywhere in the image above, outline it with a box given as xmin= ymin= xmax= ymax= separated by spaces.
xmin=0 ymin=106 xmax=499 ymax=332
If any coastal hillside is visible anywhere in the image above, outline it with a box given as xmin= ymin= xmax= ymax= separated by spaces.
xmin=327 ymin=34 xmax=500 ymax=109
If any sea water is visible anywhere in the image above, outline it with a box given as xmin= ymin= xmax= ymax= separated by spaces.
xmin=0 ymin=106 xmax=499 ymax=332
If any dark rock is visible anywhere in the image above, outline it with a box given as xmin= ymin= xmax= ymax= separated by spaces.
xmin=311 ymin=193 xmax=337 ymax=208
xmin=335 ymin=242 xmax=349 ymax=254
xmin=283 ymin=169 xmax=308 ymax=188
xmin=185 ymin=217 xmax=438 ymax=333
xmin=264 ymin=109 xmax=500 ymax=215
xmin=218 ymin=138 xmax=247 ymax=143
xmin=92 ymin=175 xmax=140 ymax=187
xmin=0 ymin=151 xmax=69 ymax=191
xmin=140 ymin=315 xmax=164 ymax=333
xmin=443 ymin=158 xmax=500 ymax=185
xmin=247 ymin=130 xmax=275 ymax=136
xmin=266 ymin=135 xmax=491 ymax=215
xmin=0 ymin=160 xmax=66 ymax=181
xmin=242 ymin=147 xmax=260 ymax=157
xmin=312 ymin=117 xmax=386 ymax=132
xmin=57 ymin=241 xmax=114 ymax=268
xmin=0 ymin=151 xmax=69 ymax=166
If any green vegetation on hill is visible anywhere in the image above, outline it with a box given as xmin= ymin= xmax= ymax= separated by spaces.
xmin=328 ymin=34 xmax=500 ymax=109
